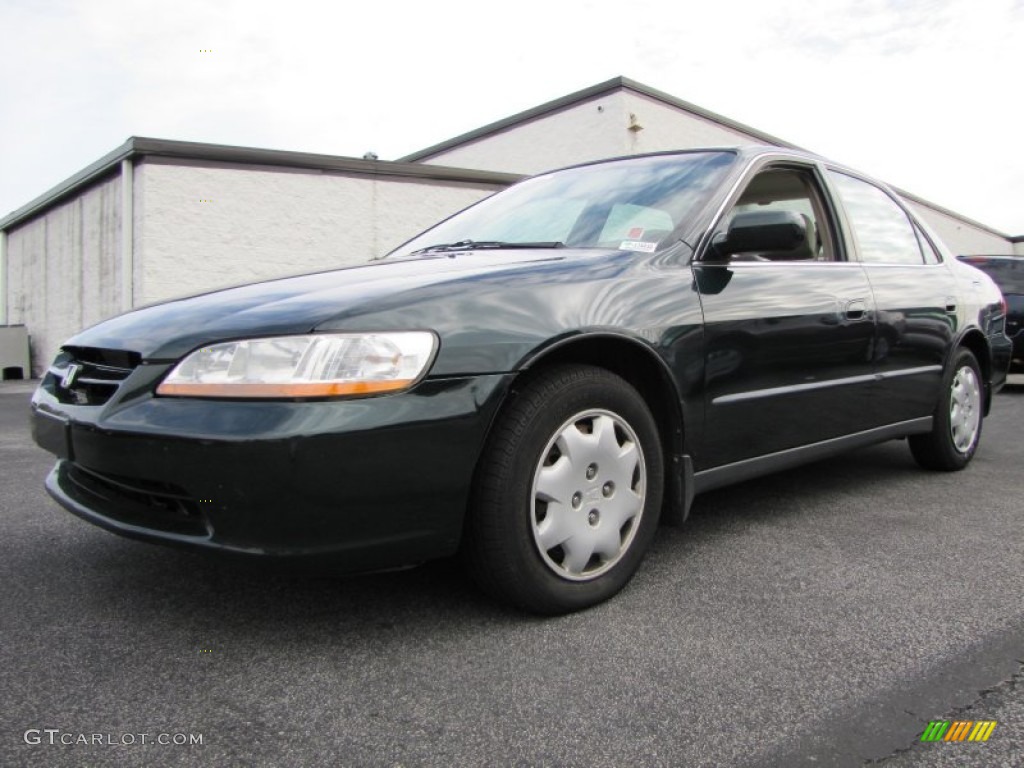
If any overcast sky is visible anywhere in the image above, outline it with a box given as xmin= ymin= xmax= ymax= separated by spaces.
xmin=1 ymin=0 xmax=1021 ymax=235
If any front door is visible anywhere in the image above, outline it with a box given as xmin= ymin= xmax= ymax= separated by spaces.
xmin=695 ymin=164 xmax=877 ymax=470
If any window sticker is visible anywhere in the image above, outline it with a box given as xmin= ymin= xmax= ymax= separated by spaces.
xmin=620 ymin=240 xmax=657 ymax=253
xmin=627 ymin=227 xmax=645 ymax=239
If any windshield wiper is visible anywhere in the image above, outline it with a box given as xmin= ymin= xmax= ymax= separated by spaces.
xmin=410 ymin=240 xmax=564 ymax=256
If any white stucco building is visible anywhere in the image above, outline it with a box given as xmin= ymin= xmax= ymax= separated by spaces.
xmin=2 ymin=76 xmax=1020 ymax=377
xmin=402 ymin=77 xmax=1021 ymax=257
xmin=0 ymin=141 xmax=515 ymax=376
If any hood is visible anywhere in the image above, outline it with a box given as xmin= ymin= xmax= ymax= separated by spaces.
xmin=65 ymin=249 xmax=597 ymax=361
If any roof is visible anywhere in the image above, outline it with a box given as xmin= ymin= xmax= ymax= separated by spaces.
xmin=0 ymin=137 xmax=522 ymax=232
xmin=399 ymin=76 xmax=803 ymax=164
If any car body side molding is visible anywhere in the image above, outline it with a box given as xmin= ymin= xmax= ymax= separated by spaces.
xmin=691 ymin=417 xmax=933 ymax=494
xmin=711 ymin=366 xmax=943 ymax=406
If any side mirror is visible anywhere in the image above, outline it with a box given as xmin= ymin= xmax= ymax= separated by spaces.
xmin=711 ymin=210 xmax=807 ymax=259
xmin=692 ymin=265 xmax=734 ymax=296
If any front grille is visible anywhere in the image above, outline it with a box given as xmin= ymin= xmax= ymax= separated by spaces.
xmin=47 ymin=346 xmax=141 ymax=405
xmin=65 ymin=463 xmax=208 ymax=537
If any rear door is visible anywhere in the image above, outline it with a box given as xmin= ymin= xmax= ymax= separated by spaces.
xmin=695 ymin=162 xmax=877 ymax=469
xmin=826 ymin=171 xmax=958 ymax=426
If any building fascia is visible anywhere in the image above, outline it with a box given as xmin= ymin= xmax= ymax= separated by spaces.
xmin=0 ymin=137 xmax=521 ymax=232
xmin=399 ymin=76 xmax=1015 ymax=242
xmin=897 ymin=187 xmax=1013 ymax=241
xmin=398 ymin=76 xmax=804 ymax=164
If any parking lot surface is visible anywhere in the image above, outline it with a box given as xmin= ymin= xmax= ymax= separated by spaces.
xmin=1 ymin=380 xmax=1022 ymax=767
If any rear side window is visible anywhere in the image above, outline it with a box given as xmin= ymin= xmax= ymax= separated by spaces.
xmin=829 ymin=172 xmax=925 ymax=265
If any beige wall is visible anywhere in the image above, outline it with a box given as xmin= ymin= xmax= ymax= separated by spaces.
xmin=7 ymin=161 xmax=503 ymax=375
xmin=619 ymin=91 xmax=760 ymax=153
xmin=5 ymin=173 xmax=125 ymax=376
xmin=134 ymin=160 xmax=498 ymax=305
xmin=419 ymin=88 xmax=1015 ymax=258
xmin=906 ymin=201 xmax=1013 ymax=256
xmin=421 ymin=92 xmax=762 ymax=175
xmin=421 ymin=92 xmax=635 ymax=175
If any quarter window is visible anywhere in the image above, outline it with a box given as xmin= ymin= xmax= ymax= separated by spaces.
xmin=913 ymin=223 xmax=942 ymax=265
xmin=829 ymin=172 xmax=925 ymax=265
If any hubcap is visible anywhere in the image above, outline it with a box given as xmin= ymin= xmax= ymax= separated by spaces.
xmin=530 ymin=409 xmax=646 ymax=581
xmin=949 ymin=365 xmax=981 ymax=454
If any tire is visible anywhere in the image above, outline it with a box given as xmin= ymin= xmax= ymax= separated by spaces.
xmin=464 ymin=364 xmax=664 ymax=614
xmin=909 ymin=348 xmax=984 ymax=471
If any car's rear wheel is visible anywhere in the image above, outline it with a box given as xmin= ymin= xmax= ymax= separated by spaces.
xmin=464 ymin=365 xmax=664 ymax=614
xmin=909 ymin=348 xmax=983 ymax=471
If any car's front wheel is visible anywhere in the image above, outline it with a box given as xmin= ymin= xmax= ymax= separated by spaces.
xmin=464 ymin=365 xmax=664 ymax=614
xmin=909 ymin=348 xmax=984 ymax=471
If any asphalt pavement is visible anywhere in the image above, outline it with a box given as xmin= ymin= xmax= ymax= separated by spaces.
xmin=1 ymin=378 xmax=1021 ymax=767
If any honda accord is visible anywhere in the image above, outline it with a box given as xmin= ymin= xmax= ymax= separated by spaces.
xmin=31 ymin=146 xmax=1012 ymax=613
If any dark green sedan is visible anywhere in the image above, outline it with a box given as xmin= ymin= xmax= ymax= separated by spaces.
xmin=31 ymin=146 xmax=1011 ymax=613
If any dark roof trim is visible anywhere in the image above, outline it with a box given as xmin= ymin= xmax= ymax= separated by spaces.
xmin=1 ymin=137 xmax=521 ymax=231
xmin=398 ymin=76 xmax=803 ymax=164
xmin=0 ymin=139 xmax=134 ymax=231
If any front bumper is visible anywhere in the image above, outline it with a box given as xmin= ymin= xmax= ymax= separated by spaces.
xmin=31 ymin=371 xmax=513 ymax=570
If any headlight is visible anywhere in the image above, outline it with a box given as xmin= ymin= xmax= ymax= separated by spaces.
xmin=156 ymin=332 xmax=437 ymax=398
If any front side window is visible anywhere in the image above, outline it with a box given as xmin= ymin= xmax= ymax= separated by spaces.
xmin=387 ymin=152 xmax=736 ymax=258
xmin=829 ymin=172 xmax=925 ymax=265
xmin=718 ymin=166 xmax=837 ymax=262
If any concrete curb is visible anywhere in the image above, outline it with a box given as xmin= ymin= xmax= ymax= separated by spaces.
xmin=0 ymin=380 xmax=39 ymax=395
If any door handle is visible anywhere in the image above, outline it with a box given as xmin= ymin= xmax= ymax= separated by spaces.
xmin=844 ymin=299 xmax=867 ymax=320
xmin=945 ymin=295 xmax=957 ymax=313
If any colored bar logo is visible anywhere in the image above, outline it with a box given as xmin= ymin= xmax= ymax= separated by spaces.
xmin=920 ymin=720 xmax=997 ymax=742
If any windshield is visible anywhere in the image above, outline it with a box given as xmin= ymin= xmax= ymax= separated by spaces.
xmin=386 ymin=151 xmax=736 ymax=258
